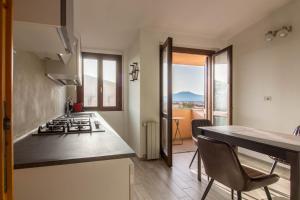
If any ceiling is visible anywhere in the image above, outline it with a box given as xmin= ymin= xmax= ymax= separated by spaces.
xmin=75 ymin=0 xmax=291 ymax=51
xmin=173 ymin=53 xmax=207 ymax=66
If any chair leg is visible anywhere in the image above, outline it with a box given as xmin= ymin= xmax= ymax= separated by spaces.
xmin=237 ymin=191 xmax=242 ymax=200
xmin=201 ymin=179 xmax=214 ymax=200
xmin=231 ymin=189 xmax=234 ymax=200
xmin=270 ymin=160 xmax=278 ymax=174
xmin=189 ymin=149 xmax=198 ymax=168
xmin=264 ymin=186 xmax=272 ymax=200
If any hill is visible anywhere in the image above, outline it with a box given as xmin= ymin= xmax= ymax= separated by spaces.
xmin=173 ymin=91 xmax=204 ymax=103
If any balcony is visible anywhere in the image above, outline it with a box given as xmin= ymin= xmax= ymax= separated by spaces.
xmin=172 ymin=107 xmax=206 ymax=139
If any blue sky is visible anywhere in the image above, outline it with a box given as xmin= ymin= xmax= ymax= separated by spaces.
xmin=173 ymin=64 xmax=205 ymax=95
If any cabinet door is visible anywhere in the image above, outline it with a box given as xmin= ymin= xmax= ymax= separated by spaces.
xmin=1 ymin=0 xmax=14 ymax=199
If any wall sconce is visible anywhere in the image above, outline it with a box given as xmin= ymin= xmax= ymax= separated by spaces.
xmin=265 ymin=25 xmax=292 ymax=42
xmin=129 ymin=62 xmax=139 ymax=81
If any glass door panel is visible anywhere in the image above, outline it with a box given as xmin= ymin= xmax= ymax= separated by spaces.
xmin=162 ymin=48 xmax=169 ymax=114
xmin=212 ymin=46 xmax=232 ymax=125
xmin=160 ymin=37 xmax=173 ymax=167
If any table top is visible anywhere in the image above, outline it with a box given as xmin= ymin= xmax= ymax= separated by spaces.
xmin=199 ymin=125 xmax=300 ymax=152
xmin=172 ymin=117 xmax=184 ymax=120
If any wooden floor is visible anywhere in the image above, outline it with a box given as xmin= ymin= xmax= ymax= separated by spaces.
xmin=132 ymin=152 xmax=290 ymax=200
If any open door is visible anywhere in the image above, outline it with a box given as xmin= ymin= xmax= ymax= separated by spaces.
xmin=1 ymin=0 xmax=14 ymax=199
xmin=211 ymin=46 xmax=233 ymax=125
xmin=160 ymin=37 xmax=173 ymax=167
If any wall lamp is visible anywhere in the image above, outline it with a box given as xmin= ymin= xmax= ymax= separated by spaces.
xmin=129 ymin=62 xmax=139 ymax=81
xmin=265 ymin=25 xmax=293 ymax=42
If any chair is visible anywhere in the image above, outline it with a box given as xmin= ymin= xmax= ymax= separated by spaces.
xmin=189 ymin=119 xmax=212 ymax=168
xmin=198 ymin=135 xmax=279 ymax=200
xmin=269 ymin=125 xmax=300 ymax=174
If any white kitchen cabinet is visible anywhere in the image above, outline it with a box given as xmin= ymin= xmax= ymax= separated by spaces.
xmin=14 ymin=0 xmax=74 ymax=63
xmin=14 ymin=158 xmax=134 ymax=200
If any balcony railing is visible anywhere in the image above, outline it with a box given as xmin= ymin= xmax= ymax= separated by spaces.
xmin=172 ymin=107 xmax=206 ymax=139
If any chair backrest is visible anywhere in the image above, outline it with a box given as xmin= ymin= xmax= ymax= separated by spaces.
xmin=293 ymin=125 xmax=300 ymax=136
xmin=191 ymin=119 xmax=212 ymax=138
xmin=198 ymin=135 xmax=249 ymax=191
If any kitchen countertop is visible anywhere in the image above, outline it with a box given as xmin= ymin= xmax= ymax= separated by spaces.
xmin=14 ymin=112 xmax=135 ymax=169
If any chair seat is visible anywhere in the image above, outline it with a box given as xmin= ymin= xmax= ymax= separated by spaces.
xmin=242 ymin=165 xmax=280 ymax=191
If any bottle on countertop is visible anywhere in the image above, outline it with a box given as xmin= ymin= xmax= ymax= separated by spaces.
xmin=65 ymin=97 xmax=73 ymax=117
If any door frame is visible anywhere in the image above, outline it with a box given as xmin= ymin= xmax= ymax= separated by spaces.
xmin=211 ymin=45 xmax=233 ymax=125
xmin=159 ymin=43 xmax=233 ymax=165
xmin=159 ymin=37 xmax=173 ymax=167
xmin=1 ymin=0 xmax=14 ymax=199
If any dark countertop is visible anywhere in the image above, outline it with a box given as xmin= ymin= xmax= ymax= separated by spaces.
xmin=14 ymin=112 xmax=135 ymax=169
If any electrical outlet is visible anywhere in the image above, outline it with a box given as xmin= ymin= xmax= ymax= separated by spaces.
xmin=264 ymin=96 xmax=272 ymax=101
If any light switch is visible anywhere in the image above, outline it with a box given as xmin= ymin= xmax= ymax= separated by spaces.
xmin=264 ymin=96 xmax=272 ymax=101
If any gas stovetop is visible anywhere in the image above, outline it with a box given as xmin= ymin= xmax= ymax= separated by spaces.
xmin=34 ymin=113 xmax=105 ymax=135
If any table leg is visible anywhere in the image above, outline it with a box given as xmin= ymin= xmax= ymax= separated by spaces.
xmin=290 ymin=152 xmax=300 ymax=200
xmin=173 ymin=120 xmax=183 ymax=145
xmin=176 ymin=120 xmax=183 ymax=144
xmin=198 ymin=146 xmax=202 ymax=182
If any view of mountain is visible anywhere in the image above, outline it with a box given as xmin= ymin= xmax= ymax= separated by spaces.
xmin=173 ymin=91 xmax=204 ymax=103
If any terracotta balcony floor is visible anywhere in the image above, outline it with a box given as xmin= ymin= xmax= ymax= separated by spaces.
xmin=173 ymin=139 xmax=197 ymax=154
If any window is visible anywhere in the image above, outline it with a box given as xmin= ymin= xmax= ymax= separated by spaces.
xmin=78 ymin=53 xmax=122 ymax=111
xmin=83 ymin=58 xmax=98 ymax=107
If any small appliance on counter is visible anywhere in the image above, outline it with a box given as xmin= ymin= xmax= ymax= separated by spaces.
xmin=34 ymin=113 xmax=105 ymax=135
xmin=73 ymin=102 xmax=83 ymax=112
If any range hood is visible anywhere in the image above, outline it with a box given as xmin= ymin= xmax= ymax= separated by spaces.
xmin=14 ymin=0 xmax=75 ymax=64
xmin=45 ymin=38 xmax=82 ymax=86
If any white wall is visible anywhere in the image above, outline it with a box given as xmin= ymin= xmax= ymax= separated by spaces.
xmin=230 ymin=0 xmax=300 ymax=161
xmin=125 ymin=37 xmax=141 ymax=156
xmin=13 ymin=50 xmax=66 ymax=140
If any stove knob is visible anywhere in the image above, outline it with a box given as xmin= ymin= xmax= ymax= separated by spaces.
xmin=38 ymin=126 xmax=43 ymax=133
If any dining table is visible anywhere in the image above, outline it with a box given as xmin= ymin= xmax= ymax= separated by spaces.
xmin=197 ymin=125 xmax=300 ymax=200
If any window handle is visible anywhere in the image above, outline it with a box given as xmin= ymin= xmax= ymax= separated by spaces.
xmin=100 ymin=86 xmax=103 ymax=93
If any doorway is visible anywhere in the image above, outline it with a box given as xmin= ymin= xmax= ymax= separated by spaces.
xmin=171 ymin=48 xmax=213 ymax=154
xmin=160 ymin=37 xmax=233 ymax=167
xmin=172 ymin=47 xmax=215 ymax=154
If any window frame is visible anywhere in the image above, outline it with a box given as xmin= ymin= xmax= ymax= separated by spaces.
xmin=77 ymin=52 xmax=123 ymax=111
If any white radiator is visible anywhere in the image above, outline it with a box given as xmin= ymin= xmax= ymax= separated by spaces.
xmin=144 ymin=121 xmax=160 ymax=160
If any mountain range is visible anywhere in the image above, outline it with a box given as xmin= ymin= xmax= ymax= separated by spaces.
xmin=173 ymin=91 xmax=204 ymax=103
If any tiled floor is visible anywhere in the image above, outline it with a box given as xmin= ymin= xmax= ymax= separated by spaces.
xmin=173 ymin=139 xmax=197 ymax=154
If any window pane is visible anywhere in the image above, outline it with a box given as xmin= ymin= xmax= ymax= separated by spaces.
xmin=213 ymin=116 xmax=228 ymax=126
xmin=213 ymin=51 xmax=229 ymax=112
xmin=83 ymin=58 xmax=98 ymax=107
xmin=162 ymin=47 xmax=168 ymax=114
xmin=103 ymin=60 xmax=117 ymax=107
